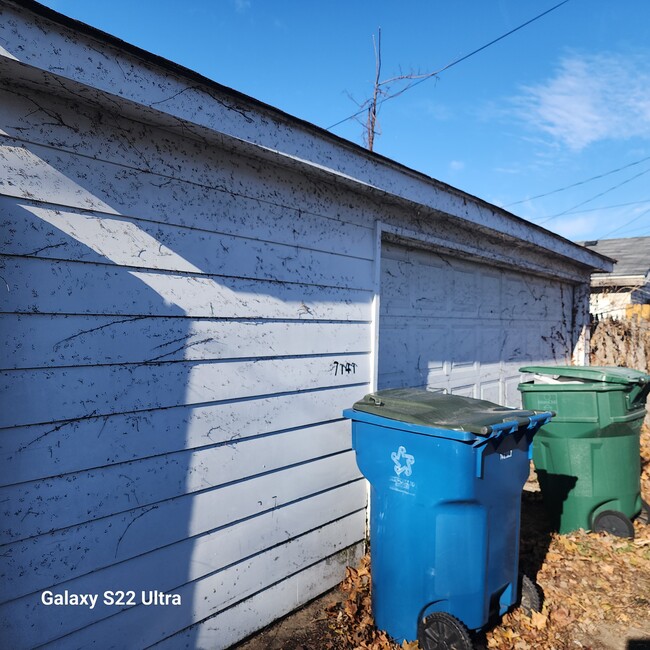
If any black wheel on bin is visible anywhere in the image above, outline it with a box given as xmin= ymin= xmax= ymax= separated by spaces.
xmin=518 ymin=573 xmax=542 ymax=616
xmin=592 ymin=510 xmax=635 ymax=538
xmin=637 ymin=499 xmax=650 ymax=525
xmin=418 ymin=612 xmax=474 ymax=650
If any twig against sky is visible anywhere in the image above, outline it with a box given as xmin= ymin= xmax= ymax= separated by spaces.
xmin=325 ymin=0 xmax=572 ymax=134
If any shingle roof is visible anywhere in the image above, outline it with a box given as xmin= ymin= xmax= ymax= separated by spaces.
xmin=580 ymin=237 xmax=650 ymax=278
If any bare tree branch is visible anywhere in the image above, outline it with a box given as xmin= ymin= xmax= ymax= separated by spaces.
xmin=332 ymin=2 xmax=572 ymax=145
xmin=361 ymin=27 xmax=441 ymax=151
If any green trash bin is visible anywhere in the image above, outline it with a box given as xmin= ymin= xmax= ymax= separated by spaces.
xmin=518 ymin=365 xmax=650 ymax=537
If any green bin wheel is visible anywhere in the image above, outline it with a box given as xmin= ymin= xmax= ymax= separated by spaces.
xmin=592 ymin=510 xmax=635 ymax=538
xmin=418 ymin=612 xmax=474 ymax=650
xmin=518 ymin=573 xmax=542 ymax=616
xmin=637 ymin=499 xmax=650 ymax=525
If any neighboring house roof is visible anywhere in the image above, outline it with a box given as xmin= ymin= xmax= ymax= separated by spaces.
xmin=580 ymin=237 xmax=650 ymax=288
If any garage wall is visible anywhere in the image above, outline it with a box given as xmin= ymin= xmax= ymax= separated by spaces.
xmin=0 ymin=83 xmax=370 ymax=648
xmin=379 ymin=242 xmax=575 ymax=406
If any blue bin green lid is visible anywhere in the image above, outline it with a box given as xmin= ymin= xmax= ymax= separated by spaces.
xmin=351 ymin=387 xmax=543 ymax=436
xmin=519 ymin=365 xmax=650 ymax=385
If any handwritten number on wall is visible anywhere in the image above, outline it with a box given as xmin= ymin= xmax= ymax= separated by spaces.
xmin=332 ymin=361 xmax=357 ymax=376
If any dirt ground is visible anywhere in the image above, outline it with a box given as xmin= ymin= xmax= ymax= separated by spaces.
xmin=236 ymin=425 xmax=650 ymax=650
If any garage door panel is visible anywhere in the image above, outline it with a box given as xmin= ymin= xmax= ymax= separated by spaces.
xmin=381 ymin=257 xmax=411 ymax=312
xmin=504 ymin=277 xmax=541 ymax=320
xmin=416 ymin=323 xmax=447 ymax=370
xmin=378 ymin=322 xmax=412 ymax=388
xmin=504 ymin=376 xmax=524 ymax=408
xmin=504 ymin=277 xmax=527 ymax=301
xmin=451 ymin=326 xmax=478 ymax=368
xmin=479 ymin=379 xmax=501 ymax=404
xmin=450 ymin=384 xmax=476 ymax=398
xmin=451 ymin=268 xmax=478 ymax=315
xmin=447 ymin=365 xmax=481 ymax=389
xmin=525 ymin=326 xmax=543 ymax=364
xmin=505 ymin=277 xmax=567 ymax=321
xmin=479 ymin=274 xmax=502 ymax=317
xmin=425 ymin=367 xmax=448 ymax=389
xmin=480 ymin=326 xmax=506 ymax=364
xmin=378 ymin=242 xmax=573 ymax=407
xmin=415 ymin=261 xmax=447 ymax=313
xmin=502 ymin=327 xmax=527 ymax=362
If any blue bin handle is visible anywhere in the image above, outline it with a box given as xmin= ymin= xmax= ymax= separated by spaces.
xmin=479 ymin=416 xmax=529 ymax=436
xmin=473 ymin=411 xmax=554 ymax=477
xmin=479 ymin=411 xmax=554 ymax=436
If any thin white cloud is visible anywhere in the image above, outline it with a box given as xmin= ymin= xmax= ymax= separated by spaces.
xmin=449 ymin=160 xmax=465 ymax=171
xmin=513 ymin=52 xmax=650 ymax=151
xmin=234 ymin=0 xmax=251 ymax=12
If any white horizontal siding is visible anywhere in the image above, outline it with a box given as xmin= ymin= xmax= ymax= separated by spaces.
xmin=0 ymin=255 xmax=372 ymax=319
xmin=0 ymin=85 xmax=380 ymax=244
xmin=0 ymin=355 xmax=370 ymax=429
xmin=0 ymin=136 xmax=377 ymax=261
xmin=2 ymin=453 xmax=362 ymax=603
xmin=1 ymin=386 xmax=364 ymax=486
xmin=2 ymin=314 xmax=369 ymax=370
xmin=152 ymin=543 xmax=365 ymax=650
xmin=1 ymin=198 xmax=374 ymax=290
xmin=0 ymin=71 xmax=372 ymax=648
xmin=2 ymin=419 xmax=356 ymax=543
xmin=2 ymin=511 xmax=367 ymax=649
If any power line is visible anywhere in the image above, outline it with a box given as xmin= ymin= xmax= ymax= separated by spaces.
xmin=606 ymin=224 xmax=650 ymax=237
xmin=535 ymin=166 xmax=650 ymax=224
xmin=608 ymin=229 xmax=650 ymax=239
xmin=325 ymin=0 xmax=572 ymax=132
xmin=596 ymin=206 xmax=650 ymax=239
xmin=560 ymin=198 xmax=650 ymax=215
xmin=504 ymin=155 xmax=650 ymax=208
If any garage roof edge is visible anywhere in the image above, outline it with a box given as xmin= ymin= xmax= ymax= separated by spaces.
xmin=3 ymin=0 xmax=612 ymax=274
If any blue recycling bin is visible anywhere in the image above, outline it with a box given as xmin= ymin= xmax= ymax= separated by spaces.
xmin=343 ymin=388 xmax=553 ymax=648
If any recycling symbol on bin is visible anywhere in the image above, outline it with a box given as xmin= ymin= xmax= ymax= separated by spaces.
xmin=391 ymin=446 xmax=415 ymax=477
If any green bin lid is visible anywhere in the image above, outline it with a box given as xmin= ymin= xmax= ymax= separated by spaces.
xmin=519 ymin=365 xmax=650 ymax=385
xmin=351 ymin=387 xmax=542 ymax=435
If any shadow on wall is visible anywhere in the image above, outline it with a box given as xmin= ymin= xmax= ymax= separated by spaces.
xmin=0 ymin=198 xmax=197 ymax=648
xmin=0 ymin=107 xmax=370 ymax=647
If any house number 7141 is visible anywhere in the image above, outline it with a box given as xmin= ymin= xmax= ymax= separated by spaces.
xmin=332 ymin=361 xmax=357 ymax=376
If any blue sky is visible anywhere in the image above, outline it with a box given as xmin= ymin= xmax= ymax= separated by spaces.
xmin=39 ymin=0 xmax=650 ymax=242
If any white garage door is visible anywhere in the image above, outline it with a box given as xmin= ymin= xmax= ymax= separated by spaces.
xmin=378 ymin=241 xmax=573 ymax=407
